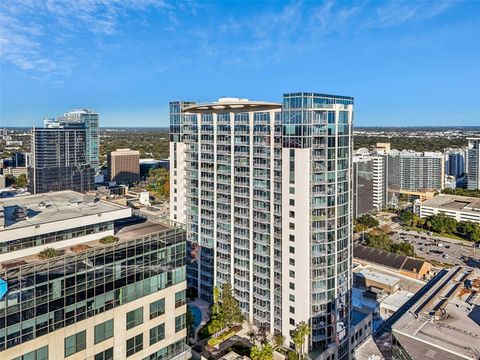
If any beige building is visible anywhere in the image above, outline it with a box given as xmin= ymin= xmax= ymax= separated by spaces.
xmin=0 ymin=191 xmax=190 ymax=360
xmin=108 ymin=148 xmax=140 ymax=184
xmin=417 ymin=194 xmax=480 ymax=224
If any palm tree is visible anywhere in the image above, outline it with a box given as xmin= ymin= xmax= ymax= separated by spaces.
xmin=274 ymin=333 xmax=285 ymax=349
xmin=250 ymin=345 xmax=262 ymax=360
xmin=292 ymin=321 xmax=311 ymax=359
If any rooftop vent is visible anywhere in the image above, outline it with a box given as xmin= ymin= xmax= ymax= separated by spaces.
xmin=38 ymin=201 xmax=46 ymax=209
xmin=12 ymin=206 xmax=29 ymax=221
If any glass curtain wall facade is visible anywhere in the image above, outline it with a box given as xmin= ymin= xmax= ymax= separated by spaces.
xmin=0 ymin=226 xmax=186 ymax=352
xmin=282 ymin=93 xmax=353 ymax=358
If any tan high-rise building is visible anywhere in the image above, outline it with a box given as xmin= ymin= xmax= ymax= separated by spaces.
xmin=108 ymin=148 xmax=140 ymax=184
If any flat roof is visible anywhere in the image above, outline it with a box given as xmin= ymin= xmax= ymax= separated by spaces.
xmin=392 ymin=267 xmax=480 ymax=360
xmin=421 ymin=194 xmax=480 ymax=213
xmin=183 ymin=98 xmax=281 ymax=113
xmin=352 ymin=308 xmax=370 ymax=326
xmin=1 ymin=217 xmax=179 ymax=270
xmin=355 ymin=268 xmax=400 ymax=287
xmin=0 ymin=190 xmax=128 ymax=231
xmin=381 ymin=291 xmax=414 ymax=309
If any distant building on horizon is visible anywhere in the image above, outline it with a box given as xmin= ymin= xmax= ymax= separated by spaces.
xmin=45 ymin=109 xmax=99 ymax=172
xmin=29 ymin=127 xmax=95 ymax=194
xmin=107 ymin=148 xmax=140 ymax=184
xmin=466 ymin=138 xmax=480 ymax=190
xmin=444 ymin=148 xmax=465 ymax=179
xmin=387 ymin=150 xmax=444 ymax=192
xmin=353 ymin=150 xmax=388 ymax=217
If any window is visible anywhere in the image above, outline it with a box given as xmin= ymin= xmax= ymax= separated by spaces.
xmin=289 ymin=318 xmax=295 ymax=325
xmin=289 ymin=211 xmax=295 ymax=218
xmin=290 ymin=306 xmax=295 ymax=314
xmin=13 ymin=346 xmax=48 ymax=360
xmin=95 ymin=319 xmax=113 ymax=344
xmin=150 ymin=298 xmax=165 ymax=319
xmin=289 ymin=234 xmax=295 ymax=242
xmin=289 ymin=258 xmax=295 ymax=266
xmin=126 ymin=307 xmax=143 ymax=330
xmin=126 ymin=334 xmax=143 ymax=357
xmin=95 ymin=348 xmax=114 ymax=360
xmin=289 ymin=199 xmax=295 ymax=206
xmin=289 ymin=246 xmax=295 ymax=254
xmin=65 ymin=331 xmax=86 ymax=357
xmin=175 ymin=290 xmax=186 ymax=308
xmin=289 ymin=294 xmax=295 ymax=302
xmin=150 ymin=323 xmax=165 ymax=345
xmin=289 ymin=282 xmax=295 ymax=290
xmin=289 ymin=223 xmax=295 ymax=230
xmin=289 ymin=270 xmax=295 ymax=278
xmin=175 ymin=314 xmax=186 ymax=332
xmin=289 ymin=187 xmax=295 ymax=194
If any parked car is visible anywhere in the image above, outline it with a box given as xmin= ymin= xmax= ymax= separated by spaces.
xmin=443 ymin=254 xmax=449 ymax=259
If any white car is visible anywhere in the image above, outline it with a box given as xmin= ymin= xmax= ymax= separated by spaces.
xmin=438 ymin=243 xmax=443 ymax=247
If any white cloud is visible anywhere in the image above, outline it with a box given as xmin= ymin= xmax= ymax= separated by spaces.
xmin=0 ymin=0 xmax=171 ymax=75
xmin=371 ymin=0 xmax=453 ymax=28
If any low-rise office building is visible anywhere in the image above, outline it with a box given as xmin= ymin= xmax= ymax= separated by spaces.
xmin=0 ymin=190 xmax=190 ymax=360
xmin=417 ymin=194 xmax=480 ymax=224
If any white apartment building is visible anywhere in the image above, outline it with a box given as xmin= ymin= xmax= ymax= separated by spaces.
xmin=353 ymin=150 xmax=387 ymax=217
xmin=170 ymin=93 xmax=354 ymax=359
xmin=387 ymin=150 xmax=445 ymax=191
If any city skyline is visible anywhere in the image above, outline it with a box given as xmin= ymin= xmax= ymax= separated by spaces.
xmin=1 ymin=1 xmax=480 ymax=128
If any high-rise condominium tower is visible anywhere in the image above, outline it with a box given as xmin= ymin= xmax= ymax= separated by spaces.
xmin=466 ymin=138 xmax=480 ymax=190
xmin=29 ymin=127 xmax=95 ymax=194
xmin=46 ymin=109 xmax=100 ymax=172
xmin=170 ymin=93 xmax=353 ymax=358
xmin=387 ymin=150 xmax=444 ymax=191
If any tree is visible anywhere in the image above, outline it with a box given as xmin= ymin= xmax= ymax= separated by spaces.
xmin=99 ymin=235 xmax=118 ymax=244
xmin=186 ymin=306 xmax=195 ymax=339
xmin=399 ymin=210 xmax=414 ymax=226
xmin=250 ymin=345 xmax=262 ymax=360
xmin=355 ymin=214 xmax=379 ymax=228
xmin=38 ymin=248 xmax=60 ymax=259
xmin=146 ymin=168 xmax=170 ymax=200
xmin=274 ymin=334 xmax=285 ymax=349
xmin=15 ymin=174 xmax=28 ymax=188
xmin=219 ymin=283 xmax=244 ymax=328
xmin=250 ymin=343 xmax=273 ymax=360
xmin=208 ymin=286 xmax=224 ymax=334
xmin=291 ymin=321 xmax=311 ymax=359
xmin=392 ymin=242 xmax=415 ymax=257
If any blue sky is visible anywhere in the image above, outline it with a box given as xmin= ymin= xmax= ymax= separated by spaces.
xmin=1 ymin=0 xmax=479 ymax=127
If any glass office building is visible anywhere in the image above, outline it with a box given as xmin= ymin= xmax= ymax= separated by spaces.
xmin=170 ymin=93 xmax=354 ymax=359
xmin=0 ymin=191 xmax=190 ymax=360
